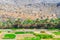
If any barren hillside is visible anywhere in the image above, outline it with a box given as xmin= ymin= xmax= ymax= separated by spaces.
xmin=0 ymin=0 xmax=60 ymax=21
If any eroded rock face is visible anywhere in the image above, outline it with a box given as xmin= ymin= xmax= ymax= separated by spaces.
xmin=0 ymin=10 xmax=57 ymax=21
xmin=0 ymin=0 xmax=59 ymax=21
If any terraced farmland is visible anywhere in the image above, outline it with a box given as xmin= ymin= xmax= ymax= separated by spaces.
xmin=0 ymin=29 xmax=59 ymax=40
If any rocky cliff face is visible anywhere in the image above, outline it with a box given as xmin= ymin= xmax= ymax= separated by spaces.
xmin=0 ymin=0 xmax=60 ymax=21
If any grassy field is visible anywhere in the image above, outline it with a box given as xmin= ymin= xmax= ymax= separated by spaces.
xmin=53 ymin=31 xmax=60 ymax=35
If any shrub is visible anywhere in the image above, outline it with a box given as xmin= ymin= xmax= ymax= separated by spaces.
xmin=15 ymin=31 xmax=25 ymax=34
xmin=40 ymin=31 xmax=46 ymax=33
xmin=24 ymin=37 xmax=40 ymax=40
xmin=0 ymin=31 xmax=2 ymax=33
xmin=33 ymin=33 xmax=53 ymax=39
xmin=15 ymin=31 xmax=34 ymax=34
xmin=52 ymin=38 xmax=60 ymax=40
xmin=53 ymin=31 xmax=60 ymax=35
xmin=3 ymin=34 xmax=16 ymax=39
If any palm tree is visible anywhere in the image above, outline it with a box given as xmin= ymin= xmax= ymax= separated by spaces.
xmin=6 ymin=18 xmax=14 ymax=28
xmin=13 ymin=18 xmax=22 ymax=28
xmin=0 ymin=21 xmax=3 ymax=28
xmin=22 ymin=19 xmax=35 ymax=29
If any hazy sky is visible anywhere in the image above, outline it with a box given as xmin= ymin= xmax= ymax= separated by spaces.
xmin=0 ymin=0 xmax=60 ymax=5
xmin=0 ymin=0 xmax=60 ymax=3
xmin=41 ymin=0 xmax=60 ymax=3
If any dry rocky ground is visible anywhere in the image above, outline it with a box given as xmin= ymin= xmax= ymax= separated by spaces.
xmin=0 ymin=10 xmax=57 ymax=22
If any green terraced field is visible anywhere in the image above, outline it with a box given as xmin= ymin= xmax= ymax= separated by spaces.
xmin=0 ymin=29 xmax=59 ymax=40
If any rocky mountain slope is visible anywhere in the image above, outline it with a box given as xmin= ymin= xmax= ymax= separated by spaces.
xmin=0 ymin=0 xmax=60 ymax=21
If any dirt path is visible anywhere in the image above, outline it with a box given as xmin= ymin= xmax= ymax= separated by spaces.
xmin=54 ymin=35 xmax=60 ymax=38
xmin=16 ymin=34 xmax=35 ymax=40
